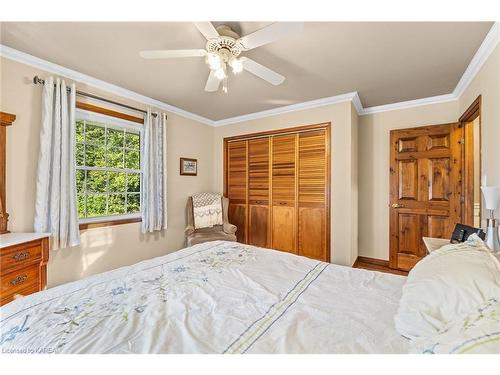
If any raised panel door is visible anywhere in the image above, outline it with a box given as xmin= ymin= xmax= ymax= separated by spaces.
xmin=390 ymin=123 xmax=462 ymax=271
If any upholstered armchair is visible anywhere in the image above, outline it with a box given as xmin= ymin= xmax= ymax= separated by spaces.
xmin=185 ymin=196 xmax=237 ymax=246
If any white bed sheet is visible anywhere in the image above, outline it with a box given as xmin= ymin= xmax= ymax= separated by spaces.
xmin=0 ymin=241 xmax=409 ymax=353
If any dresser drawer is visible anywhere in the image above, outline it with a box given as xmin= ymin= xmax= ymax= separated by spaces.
xmin=1 ymin=242 xmax=42 ymax=271
xmin=0 ymin=283 xmax=40 ymax=306
xmin=0 ymin=264 xmax=40 ymax=299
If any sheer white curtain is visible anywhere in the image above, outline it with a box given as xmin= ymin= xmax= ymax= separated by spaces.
xmin=141 ymin=109 xmax=167 ymax=233
xmin=34 ymin=77 xmax=80 ymax=249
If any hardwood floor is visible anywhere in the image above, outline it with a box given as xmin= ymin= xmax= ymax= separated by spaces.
xmin=353 ymin=256 xmax=408 ymax=276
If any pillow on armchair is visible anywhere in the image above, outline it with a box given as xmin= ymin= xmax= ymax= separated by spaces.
xmin=185 ymin=195 xmax=237 ymax=246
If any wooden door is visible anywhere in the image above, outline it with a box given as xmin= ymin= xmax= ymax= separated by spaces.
xmin=227 ymin=140 xmax=248 ymax=243
xmin=389 ymin=123 xmax=462 ymax=271
xmin=298 ymin=129 xmax=330 ymax=261
xmin=248 ymin=137 xmax=270 ymax=248
xmin=271 ymin=134 xmax=297 ymax=254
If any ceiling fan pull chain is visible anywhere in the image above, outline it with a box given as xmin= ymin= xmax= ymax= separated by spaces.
xmin=223 ymin=77 xmax=228 ymax=93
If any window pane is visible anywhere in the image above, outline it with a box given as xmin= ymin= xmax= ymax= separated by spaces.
xmin=76 ymin=143 xmax=85 ymax=166
xmin=86 ymin=194 xmax=107 ymax=217
xmin=85 ymin=144 xmax=106 ymax=167
xmin=108 ymin=194 xmax=126 ymax=215
xmin=76 ymin=170 xmax=86 ymax=193
xmin=77 ymin=195 xmax=86 ymax=218
xmin=107 ymin=146 xmax=124 ymax=168
xmin=85 ymin=122 xmax=105 ymax=145
xmin=76 ymin=120 xmax=85 ymax=143
xmin=75 ymin=115 xmax=143 ymax=221
xmin=87 ymin=170 xmax=107 ymax=193
xmin=125 ymin=131 xmax=140 ymax=150
xmin=125 ymin=150 xmax=140 ymax=170
xmin=107 ymin=128 xmax=124 ymax=148
xmin=127 ymin=173 xmax=140 ymax=192
xmin=126 ymin=193 xmax=140 ymax=213
xmin=109 ymin=172 xmax=126 ymax=192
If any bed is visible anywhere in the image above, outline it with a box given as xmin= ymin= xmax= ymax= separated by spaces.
xmin=0 ymin=240 xmax=409 ymax=354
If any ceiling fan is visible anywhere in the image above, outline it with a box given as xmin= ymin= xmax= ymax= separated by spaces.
xmin=139 ymin=22 xmax=303 ymax=93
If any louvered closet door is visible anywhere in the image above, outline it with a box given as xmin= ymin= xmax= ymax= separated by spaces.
xmin=227 ymin=140 xmax=248 ymax=243
xmin=271 ymin=134 xmax=297 ymax=254
xmin=248 ymin=137 xmax=270 ymax=248
xmin=298 ymin=130 xmax=329 ymax=261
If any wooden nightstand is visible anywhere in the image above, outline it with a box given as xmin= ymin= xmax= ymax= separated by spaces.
xmin=0 ymin=233 xmax=50 ymax=306
xmin=422 ymin=237 xmax=450 ymax=254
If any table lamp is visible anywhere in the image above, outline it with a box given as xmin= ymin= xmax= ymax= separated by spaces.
xmin=481 ymin=186 xmax=500 ymax=252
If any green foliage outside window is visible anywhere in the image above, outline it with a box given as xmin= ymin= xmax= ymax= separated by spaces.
xmin=76 ymin=119 xmax=141 ymax=219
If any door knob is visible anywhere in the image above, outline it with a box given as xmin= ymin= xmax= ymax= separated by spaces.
xmin=391 ymin=203 xmax=404 ymax=208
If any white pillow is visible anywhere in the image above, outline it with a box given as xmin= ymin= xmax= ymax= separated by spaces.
xmin=410 ymin=298 xmax=500 ymax=354
xmin=395 ymin=234 xmax=500 ymax=339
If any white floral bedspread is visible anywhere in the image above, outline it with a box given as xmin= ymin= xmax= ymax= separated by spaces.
xmin=0 ymin=241 xmax=408 ymax=354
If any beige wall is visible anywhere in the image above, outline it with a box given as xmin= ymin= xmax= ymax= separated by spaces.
xmin=213 ymin=101 xmax=358 ymax=266
xmin=358 ymin=44 xmax=499 ymax=261
xmin=358 ymin=101 xmax=459 ymax=260
xmin=350 ymin=103 xmax=359 ymax=265
xmin=460 ymin=45 xmax=500 ymax=201
xmin=1 ymin=57 xmax=214 ymax=287
xmin=1 ymin=43 xmax=498 ymax=282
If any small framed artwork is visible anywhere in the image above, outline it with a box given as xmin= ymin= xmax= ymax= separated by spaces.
xmin=180 ymin=157 xmax=198 ymax=176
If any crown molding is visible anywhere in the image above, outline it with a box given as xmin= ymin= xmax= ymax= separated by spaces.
xmin=212 ymin=92 xmax=359 ymax=127
xmin=359 ymin=93 xmax=457 ymax=115
xmin=453 ymin=22 xmax=499 ymax=98
xmin=351 ymin=92 xmax=363 ymax=115
xmin=0 ymin=44 xmax=216 ymax=126
xmin=358 ymin=22 xmax=499 ymax=117
xmin=1 ymin=21 xmax=498 ymax=127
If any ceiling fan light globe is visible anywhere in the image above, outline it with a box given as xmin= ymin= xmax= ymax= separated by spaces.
xmin=229 ymin=58 xmax=243 ymax=74
xmin=206 ymin=52 xmax=222 ymax=70
xmin=214 ymin=67 xmax=226 ymax=80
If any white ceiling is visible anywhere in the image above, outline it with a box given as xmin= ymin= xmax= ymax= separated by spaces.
xmin=0 ymin=22 xmax=493 ymax=121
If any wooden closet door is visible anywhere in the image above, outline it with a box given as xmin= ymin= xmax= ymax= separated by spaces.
xmin=248 ymin=137 xmax=270 ymax=248
xmin=227 ymin=140 xmax=248 ymax=243
xmin=271 ymin=134 xmax=297 ymax=254
xmin=298 ymin=129 xmax=329 ymax=261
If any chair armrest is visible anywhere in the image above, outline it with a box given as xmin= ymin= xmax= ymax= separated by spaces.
xmin=184 ymin=225 xmax=195 ymax=236
xmin=223 ymin=223 xmax=237 ymax=234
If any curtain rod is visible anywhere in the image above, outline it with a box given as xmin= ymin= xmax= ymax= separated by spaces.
xmin=33 ymin=76 xmax=160 ymax=118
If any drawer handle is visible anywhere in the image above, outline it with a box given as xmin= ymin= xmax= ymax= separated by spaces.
xmin=10 ymin=274 xmax=28 ymax=286
xmin=12 ymin=251 xmax=30 ymax=262
xmin=279 ymin=202 xmax=287 ymax=205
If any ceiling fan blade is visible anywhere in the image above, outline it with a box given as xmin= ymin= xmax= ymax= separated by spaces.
xmin=204 ymin=70 xmax=221 ymax=92
xmin=240 ymin=57 xmax=285 ymax=86
xmin=194 ymin=22 xmax=219 ymax=40
xmin=139 ymin=49 xmax=206 ymax=59
xmin=238 ymin=22 xmax=303 ymax=51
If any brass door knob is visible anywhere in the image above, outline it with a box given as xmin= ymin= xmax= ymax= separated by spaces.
xmin=391 ymin=203 xmax=404 ymax=208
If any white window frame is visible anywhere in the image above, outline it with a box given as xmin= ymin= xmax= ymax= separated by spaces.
xmin=75 ymin=109 xmax=143 ymax=225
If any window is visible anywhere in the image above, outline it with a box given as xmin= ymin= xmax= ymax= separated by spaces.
xmin=75 ymin=109 xmax=142 ymax=224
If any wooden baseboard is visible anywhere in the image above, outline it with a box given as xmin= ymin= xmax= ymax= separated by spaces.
xmin=353 ymin=256 xmax=408 ymax=276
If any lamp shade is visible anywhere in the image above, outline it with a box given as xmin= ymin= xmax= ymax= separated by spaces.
xmin=481 ymin=186 xmax=500 ymax=210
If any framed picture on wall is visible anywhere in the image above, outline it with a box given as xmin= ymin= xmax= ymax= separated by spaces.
xmin=180 ymin=157 xmax=198 ymax=176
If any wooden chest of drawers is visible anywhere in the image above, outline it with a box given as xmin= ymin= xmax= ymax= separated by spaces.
xmin=0 ymin=234 xmax=49 ymax=306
